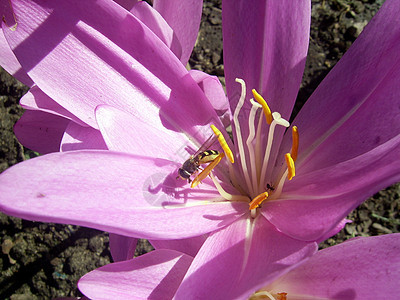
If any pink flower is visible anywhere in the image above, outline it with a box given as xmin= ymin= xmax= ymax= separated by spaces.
xmin=78 ymin=234 xmax=400 ymax=299
xmin=0 ymin=0 xmax=400 ymax=297
xmin=0 ymin=0 xmax=205 ymax=154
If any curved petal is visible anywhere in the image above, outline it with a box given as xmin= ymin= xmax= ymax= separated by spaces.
xmin=222 ymin=0 xmax=310 ymax=120
xmin=0 ymin=28 xmax=33 ymax=86
xmin=109 ymin=233 xmax=137 ymax=262
xmin=95 ymin=105 xmax=188 ymax=159
xmin=3 ymin=0 xmax=220 ymax=139
xmin=60 ymin=122 xmax=107 ymax=151
xmin=175 ymin=215 xmax=317 ymax=299
xmin=78 ymin=249 xmax=193 ymax=300
xmin=13 ymin=110 xmax=69 ymax=154
xmin=286 ymin=0 xmax=400 ymax=174
xmin=20 ymin=85 xmax=87 ymax=127
xmin=264 ymin=135 xmax=400 ymax=241
xmin=153 ymin=0 xmax=203 ymax=66
xmin=113 ymin=0 xmax=137 ymax=11
xmin=189 ymin=70 xmax=228 ymax=113
xmin=150 ymin=234 xmax=207 ymax=258
xmin=316 ymin=218 xmax=351 ymax=244
xmin=266 ymin=234 xmax=400 ymax=299
xmin=0 ymin=151 xmax=247 ymax=239
xmin=131 ymin=1 xmax=182 ymax=60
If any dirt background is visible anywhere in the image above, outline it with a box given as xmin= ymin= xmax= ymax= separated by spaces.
xmin=0 ymin=0 xmax=399 ymax=299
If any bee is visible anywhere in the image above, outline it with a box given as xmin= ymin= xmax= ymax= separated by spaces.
xmin=177 ymin=135 xmax=220 ymax=183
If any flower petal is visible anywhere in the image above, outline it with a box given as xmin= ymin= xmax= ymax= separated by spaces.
xmin=13 ymin=110 xmax=69 ymax=154
xmin=131 ymin=1 xmax=182 ymax=60
xmin=60 ymin=122 xmax=107 ymax=151
xmin=153 ymin=0 xmax=203 ymax=65
xmin=266 ymin=234 xmax=400 ymax=299
xmin=3 ymin=0 xmax=219 ymax=138
xmin=20 ymin=85 xmax=87 ymax=127
xmin=264 ymin=135 xmax=400 ymax=241
xmin=95 ymin=104 xmax=188 ymax=159
xmin=109 ymin=233 xmax=137 ymax=262
xmin=189 ymin=70 xmax=229 ymax=113
xmin=0 ymin=151 xmax=247 ymax=239
xmin=316 ymin=218 xmax=351 ymax=244
xmin=78 ymin=249 xmax=193 ymax=299
xmin=222 ymin=0 xmax=310 ymax=120
xmin=287 ymin=0 xmax=400 ymax=174
xmin=175 ymin=215 xmax=317 ymax=299
xmin=150 ymin=234 xmax=207 ymax=258
xmin=113 ymin=0 xmax=137 ymax=11
xmin=0 ymin=28 xmax=33 ymax=86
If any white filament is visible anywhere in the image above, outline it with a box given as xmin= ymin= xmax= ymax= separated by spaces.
xmin=258 ymin=112 xmax=289 ymax=192
xmin=251 ymin=291 xmax=277 ymax=300
xmin=233 ymin=78 xmax=253 ymax=195
xmin=209 ymin=173 xmax=249 ymax=202
xmin=247 ymin=98 xmax=262 ymax=196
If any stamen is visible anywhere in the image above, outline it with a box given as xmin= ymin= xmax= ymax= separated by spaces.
xmin=254 ymin=106 xmax=264 ymax=182
xmin=249 ymin=291 xmax=277 ymax=300
xmin=247 ymin=99 xmax=262 ymax=194
xmin=234 ymin=78 xmax=254 ymax=194
xmin=191 ymin=153 xmax=225 ymax=188
xmin=211 ymin=125 xmax=234 ymax=163
xmin=291 ymin=126 xmax=299 ymax=162
xmin=258 ymin=112 xmax=290 ymax=191
xmin=249 ymin=192 xmax=269 ymax=210
xmin=209 ymin=173 xmax=249 ymax=202
xmin=252 ymin=89 xmax=273 ymax=124
xmin=284 ymin=153 xmax=295 ymax=180
xmin=249 ymin=291 xmax=287 ymax=300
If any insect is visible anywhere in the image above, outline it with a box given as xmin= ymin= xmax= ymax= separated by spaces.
xmin=177 ymin=135 xmax=220 ymax=183
xmin=266 ymin=183 xmax=275 ymax=191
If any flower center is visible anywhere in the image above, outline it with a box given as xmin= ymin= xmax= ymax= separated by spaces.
xmin=190 ymin=78 xmax=298 ymax=217
xmin=249 ymin=291 xmax=288 ymax=300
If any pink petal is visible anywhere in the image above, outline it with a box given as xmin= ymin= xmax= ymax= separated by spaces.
xmin=0 ymin=28 xmax=33 ymax=86
xmin=175 ymin=216 xmax=317 ymax=299
xmin=316 ymin=218 xmax=351 ymax=244
xmin=20 ymin=86 xmax=87 ymax=127
xmin=222 ymin=0 xmax=310 ymax=121
xmin=109 ymin=233 xmax=137 ymax=262
xmin=95 ymin=104 xmax=188 ymax=158
xmin=266 ymin=234 xmax=400 ymax=299
xmin=131 ymin=1 xmax=182 ymax=60
xmin=189 ymin=70 xmax=228 ymax=113
xmin=286 ymin=0 xmax=400 ymax=175
xmin=222 ymin=1 xmax=311 ymax=185
xmin=113 ymin=0 xmax=137 ymax=11
xmin=150 ymin=234 xmax=207 ymax=257
xmin=78 ymin=249 xmax=193 ymax=299
xmin=264 ymin=135 xmax=400 ymax=241
xmin=153 ymin=0 xmax=203 ymax=65
xmin=60 ymin=122 xmax=107 ymax=151
xmin=13 ymin=110 xmax=69 ymax=154
xmin=0 ymin=151 xmax=247 ymax=239
xmin=3 ymin=0 xmax=219 ymax=138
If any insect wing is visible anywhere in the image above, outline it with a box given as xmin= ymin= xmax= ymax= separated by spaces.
xmin=191 ymin=134 xmax=218 ymax=158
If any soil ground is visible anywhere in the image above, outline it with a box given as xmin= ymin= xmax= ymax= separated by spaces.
xmin=0 ymin=0 xmax=399 ymax=298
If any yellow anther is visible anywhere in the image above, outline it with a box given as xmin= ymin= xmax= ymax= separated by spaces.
xmin=291 ymin=126 xmax=299 ymax=162
xmin=285 ymin=153 xmax=295 ymax=180
xmin=211 ymin=125 xmax=234 ymax=163
xmin=191 ymin=153 xmax=225 ymax=188
xmin=252 ymin=89 xmax=272 ymax=124
xmin=249 ymin=192 xmax=269 ymax=210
